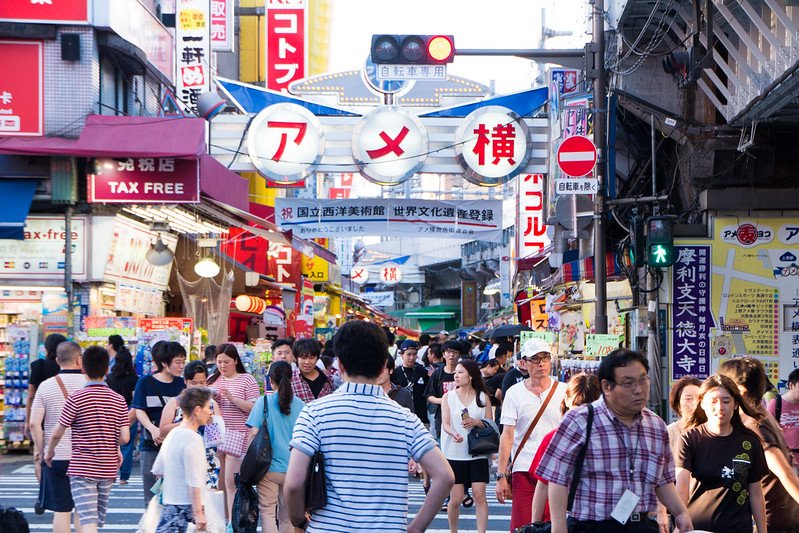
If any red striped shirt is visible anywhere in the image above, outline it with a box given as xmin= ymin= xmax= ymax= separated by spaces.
xmin=58 ymin=382 xmax=129 ymax=479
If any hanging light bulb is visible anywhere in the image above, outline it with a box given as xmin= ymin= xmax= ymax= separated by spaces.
xmin=194 ymin=257 xmax=220 ymax=278
xmin=145 ymin=234 xmax=174 ymax=266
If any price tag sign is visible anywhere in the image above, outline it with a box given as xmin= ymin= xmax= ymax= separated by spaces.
xmin=584 ymin=334 xmax=622 ymax=358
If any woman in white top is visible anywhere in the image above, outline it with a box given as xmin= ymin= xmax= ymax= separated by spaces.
xmin=441 ymin=358 xmax=493 ymax=533
xmin=152 ymin=387 xmax=213 ymax=532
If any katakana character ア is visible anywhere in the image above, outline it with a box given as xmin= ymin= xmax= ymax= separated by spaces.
xmin=267 ymin=121 xmax=307 ymax=161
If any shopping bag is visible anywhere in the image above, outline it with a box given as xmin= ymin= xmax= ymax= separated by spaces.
xmin=204 ymin=415 xmax=226 ymax=448
xmin=231 ymin=474 xmax=259 ymax=533
xmin=204 ymin=489 xmax=226 ymax=533
xmin=136 ymin=496 xmax=164 ymax=533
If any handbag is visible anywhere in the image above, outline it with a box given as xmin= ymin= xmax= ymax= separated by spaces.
xmin=239 ymin=396 xmax=272 ymax=486
xmin=142 ymin=378 xmax=166 ymax=449
xmin=203 ymin=414 xmax=226 ymax=449
xmin=512 ymin=404 xmax=595 ymax=533
xmin=504 ymin=381 xmax=559 ymax=500
xmin=305 ymin=451 xmax=328 ymax=512
xmin=468 ymin=419 xmax=500 ymax=456
xmin=136 ymin=484 xmax=164 ymax=533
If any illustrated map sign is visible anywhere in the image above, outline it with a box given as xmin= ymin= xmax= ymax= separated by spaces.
xmin=557 ymin=135 xmax=597 ymax=177
xmin=275 ymin=198 xmax=504 ymax=241
xmin=247 ymin=103 xmax=324 ymax=184
xmin=352 ymin=106 xmax=428 ymax=186
xmin=455 ymin=106 xmax=530 ymax=186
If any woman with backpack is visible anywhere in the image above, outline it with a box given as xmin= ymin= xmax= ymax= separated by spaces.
xmin=245 ymin=361 xmax=305 ymax=533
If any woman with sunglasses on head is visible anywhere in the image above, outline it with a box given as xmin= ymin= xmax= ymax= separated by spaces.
xmin=675 ymin=373 xmax=768 ymax=533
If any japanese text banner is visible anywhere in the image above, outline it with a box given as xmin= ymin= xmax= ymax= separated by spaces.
xmin=275 ymin=199 xmax=504 ymax=242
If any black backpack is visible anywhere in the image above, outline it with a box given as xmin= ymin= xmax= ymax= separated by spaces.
xmin=0 ymin=507 xmax=29 ymax=533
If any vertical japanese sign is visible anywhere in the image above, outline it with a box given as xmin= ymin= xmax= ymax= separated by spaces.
xmin=672 ymin=245 xmax=713 ymax=380
xmin=265 ymin=0 xmax=307 ymax=92
xmin=210 ymin=0 xmax=234 ymax=52
xmin=517 ymin=173 xmax=549 ymax=260
xmin=0 ymin=41 xmax=43 ymax=136
xmin=176 ymin=0 xmax=211 ymax=115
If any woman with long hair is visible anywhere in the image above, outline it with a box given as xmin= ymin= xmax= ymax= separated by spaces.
xmin=720 ymin=357 xmax=799 ymax=532
xmin=675 ymin=374 xmax=768 ymax=533
xmin=529 ymin=372 xmax=601 ymax=522
xmin=440 ymin=358 xmax=492 ymax=533
xmin=207 ymin=343 xmax=259 ymax=520
xmin=152 ymin=387 xmax=214 ymax=533
xmin=106 ymin=346 xmax=139 ymax=484
xmin=245 ymin=361 xmax=305 ymax=533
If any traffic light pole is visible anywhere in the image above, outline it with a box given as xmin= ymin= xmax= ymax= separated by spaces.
xmin=591 ymin=0 xmax=609 ymax=334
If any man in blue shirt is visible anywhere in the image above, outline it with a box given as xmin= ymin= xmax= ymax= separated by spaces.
xmin=284 ymin=320 xmax=454 ymax=533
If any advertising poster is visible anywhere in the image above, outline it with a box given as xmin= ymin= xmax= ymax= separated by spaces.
xmin=674 ymin=216 xmax=799 ymax=385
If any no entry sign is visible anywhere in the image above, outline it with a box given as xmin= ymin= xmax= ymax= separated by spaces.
xmin=557 ymin=135 xmax=597 ymax=177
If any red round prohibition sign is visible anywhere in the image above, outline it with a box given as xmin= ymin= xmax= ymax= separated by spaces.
xmin=557 ymin=135 xmax=597 ymax=177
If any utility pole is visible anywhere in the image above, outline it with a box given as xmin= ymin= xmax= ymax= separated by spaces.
xmin=591 ymin=0 xmax=609 ymax=334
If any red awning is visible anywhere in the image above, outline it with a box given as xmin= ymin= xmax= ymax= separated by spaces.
xmin=0 ymin=115 xmax=206 ymax=159
xmin=199 ymin=155 xmax=249 ymax=211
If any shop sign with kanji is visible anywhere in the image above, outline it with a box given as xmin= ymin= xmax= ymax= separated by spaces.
xmin=455 ymin=106 xmax=531 ymax=186
xmin=379 ymin=263 xmax=403 ymax=286
xmin=265 ymin=0 xmax=306 ymax=92
xmin=176 ymin=0 xmax=211 ymax=116
xmin=247 ymin=103 xmax=324 ymax=184
xmin=210 ymin=0 xmax=234 ymax=52
xmin=88 ymin=158 xmax=200 ymax=203
xmin=274 ymin=198 xmax=504 ymax=242
xmin=352 ymin=106 xmax=428 ymax=186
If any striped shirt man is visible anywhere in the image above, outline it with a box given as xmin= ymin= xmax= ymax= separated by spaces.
xmin=290 ymin=382 xmax=436 ymax=532
xmin=58 ymin=382 xmax=129 ymax=479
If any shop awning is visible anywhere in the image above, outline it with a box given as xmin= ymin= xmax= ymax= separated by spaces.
xmin=0 ymin=179 xmax=37 ymax=239
xmin=199 ymin=155 xmax=249 ymax=211
xmin=556 ymin=251 xmax=622 ymax=284
xmin=0 ymin=116 xmax=207 ymax=159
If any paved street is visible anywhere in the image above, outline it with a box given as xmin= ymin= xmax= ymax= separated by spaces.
xmin=0 ymin=457 xmax=513 ymax=532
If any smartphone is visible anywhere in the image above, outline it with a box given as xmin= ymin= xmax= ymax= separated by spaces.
xmin=461 ymin=408 xmax=469 ymax=421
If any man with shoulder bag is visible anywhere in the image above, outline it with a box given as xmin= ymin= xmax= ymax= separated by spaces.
xmin=496 ymin=338 xmax=567 ymax=530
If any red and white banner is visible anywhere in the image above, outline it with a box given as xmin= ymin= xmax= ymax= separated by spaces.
xmin=210 ymin=0 xmax=234 ymax=52
xmin=0 ymin=41 xmax=43 ymax=137
xmin=0 ymin=1 xmax=89 ymax=23
xmin=176 ymin=0 xmax=212 ymax=115
xmin=265 ymin=0 xmax=307 ymax=92
xmin=517 ymin=173 xmax=549 ymax=261
xmin=88 ymin=158 xmax=200 ymax=203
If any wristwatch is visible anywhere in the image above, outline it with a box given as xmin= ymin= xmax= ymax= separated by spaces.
xmin=496 ymin=472 xmax=509 ymax=481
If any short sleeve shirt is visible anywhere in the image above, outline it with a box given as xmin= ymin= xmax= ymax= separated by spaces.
xmin=31 ymin=371 xmax=87 ymax=460
xmin=29 ymin=358 xmax=60 ymax=389
xmin=131 ymin=374 xmax=186 ymax=451
xmin=290 ymin=382 xmax=436 ymax=532
xmin=246 ymin=393 xmax=305 ymax=473
xmin=676 ymin=424 xmax=767 ymax=532
xmin=501 ymin=379 xmax=566 ymax=472
xmin=59 ymin=383 xmax=129 ymax=479
xmin=214 ymin=373 xmax=260 ymax=432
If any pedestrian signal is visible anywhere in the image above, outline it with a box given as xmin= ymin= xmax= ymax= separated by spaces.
xmin=370 ymin=35 xmax=455 ymax=65
xmin=646 ymin=216 xmax=675 ymax=267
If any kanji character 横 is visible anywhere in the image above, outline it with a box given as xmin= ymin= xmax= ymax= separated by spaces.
xmin=472 ymin=124 xmax=490 ymax=165
xmin=491 ymin=123 xmax=516 ymax=165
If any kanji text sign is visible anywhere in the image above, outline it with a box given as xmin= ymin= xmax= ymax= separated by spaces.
xmin=455 ymin=106 xmax=530 ymax=186
xmin=176 ymin=0 xmax=211 ymax=115
xmin=0 ymin=41 xmax=43 ymax=136
xmin=88 ymin=158 xmax=200 ymax=203
xmin=210 ymin=0 xmax=234 ymax=52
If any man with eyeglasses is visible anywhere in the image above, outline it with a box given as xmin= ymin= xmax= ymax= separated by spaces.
xmin=496 ymin=337 xmax=567 ymax=530
xmin=536 ymin=349 xmax=692 ymax=533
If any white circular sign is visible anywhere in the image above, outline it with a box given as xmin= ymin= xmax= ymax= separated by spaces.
xmin=352 ymin=106 xmax=428 ymax=186
xmin=350 ymin=266 xmax=369 ymax=284
xmin=455 ymin=106 xmax=531 ymax=187
xmin=379 ymin=262 xmax=403 ymax=286
xmin=247 ymin=103 xmax=325 ymax=184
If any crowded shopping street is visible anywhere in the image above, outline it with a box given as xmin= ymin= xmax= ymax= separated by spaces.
xmin=4 ymin=0 xmax=799 ymax=532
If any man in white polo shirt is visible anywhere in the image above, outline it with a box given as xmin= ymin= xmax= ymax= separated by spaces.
xmin=284 ymin=319 xmax=455 ymax=533
xmin=29 ymin=341 xmax=86 ymax=533
xmin=496 ymin=337 xmax=567 ymax=530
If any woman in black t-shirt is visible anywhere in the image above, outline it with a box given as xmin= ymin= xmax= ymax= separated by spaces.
xmin=676 ymin=374 xmax=768 ymax=533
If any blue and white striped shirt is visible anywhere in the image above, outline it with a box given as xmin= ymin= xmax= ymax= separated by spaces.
xmin=290 ymin=381 xmax=437 ymax=532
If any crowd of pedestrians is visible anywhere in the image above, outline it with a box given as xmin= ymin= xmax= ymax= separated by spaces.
xmin=21 ymin=326 xmax=799 ymax=533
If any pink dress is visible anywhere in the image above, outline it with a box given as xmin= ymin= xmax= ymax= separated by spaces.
xmin=215 ymin=373 xmax=260 ymax=457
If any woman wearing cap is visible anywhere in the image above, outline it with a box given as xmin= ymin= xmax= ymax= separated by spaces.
xmin=391 ymin=340 xmax=430 ymax=423
xmin=495 ymin=337 xmax=566 ymax=530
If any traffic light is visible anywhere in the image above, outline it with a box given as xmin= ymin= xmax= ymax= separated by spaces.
xmin=370 ymin=34 xmax=455 ymax=65
xmin=646 ymin=216 xmax=675 ymax=267
xmin=629 ymin=216 xmax=646 ymax=269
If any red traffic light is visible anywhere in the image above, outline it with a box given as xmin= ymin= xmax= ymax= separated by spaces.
xmin=370 ymin=34 xmax=456 ymax=65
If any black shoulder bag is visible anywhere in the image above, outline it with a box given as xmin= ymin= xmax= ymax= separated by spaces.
xmin=513 ymin=403 xmax=595 ymax=533
xmin=239 ymin=396 xmax=273 ymax=486
xmin=305 ymin=451 xmax=327 ymax=512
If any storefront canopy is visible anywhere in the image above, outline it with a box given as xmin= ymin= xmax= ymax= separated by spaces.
xmin=0 ymin=179 xmax=38 ymax=239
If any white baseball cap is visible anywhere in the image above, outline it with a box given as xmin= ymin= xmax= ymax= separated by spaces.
xmin=520 ymin=338 xmax=552 ymax=359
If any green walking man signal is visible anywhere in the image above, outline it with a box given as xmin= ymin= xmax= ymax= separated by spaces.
xmin=646 ymin=216 xmax=676 ymax=267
